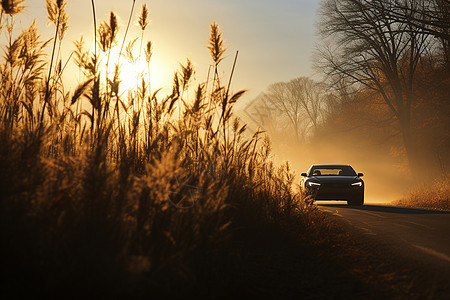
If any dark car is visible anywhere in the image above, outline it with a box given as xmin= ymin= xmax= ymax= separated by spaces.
xmin=300 ymin=164 xmax=364 ymax=205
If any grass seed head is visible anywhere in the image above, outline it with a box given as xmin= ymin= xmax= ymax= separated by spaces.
xmin=98 ymin=22 xmax=111 ymax=52
xmin=138 ymin=3 xmax=149 ymax=31
xmin=145 ymin=41 xmax=152 ymax=62
xmin=46 ymin=0 xmax=68 ymax=38
xmin=109 ymin=11 xmax=119 ymax=43
xmin=2 ymin=0 xmax=25 ymax=15
xmin=180 ymin=58 xmax=194 ymax=90
xmin=208 ymin=21 xmax=226 ymax=65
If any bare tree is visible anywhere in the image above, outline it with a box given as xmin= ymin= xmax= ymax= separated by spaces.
xmin=265 ymin=77 xmax=327 ymax=143
xmin=317 ymin=0 xmax=438 ymax=172
xmin=369 ymin=0 xmax=450 ymax=68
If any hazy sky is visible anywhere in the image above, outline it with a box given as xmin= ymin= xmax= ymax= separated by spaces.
xmin=18 ymin=0 xmax=321 ymax=102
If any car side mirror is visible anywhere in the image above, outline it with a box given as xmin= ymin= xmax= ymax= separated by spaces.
xmin=301 ymin=173 xmax=307 ymax=177
xmin=357 ymin=173 xmax=364 ymax=177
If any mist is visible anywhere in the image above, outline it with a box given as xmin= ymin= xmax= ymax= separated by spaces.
xmin=270 ymin=133 xmax=413 ymax=204
xmin=234 ymin=0 xmax=449 ymax=205
xmin=238 ymin=72 xmax=448 ymax=204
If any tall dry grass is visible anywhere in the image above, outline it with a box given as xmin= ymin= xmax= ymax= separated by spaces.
xmin=396 ymin=176 xmax=450 ymax=211
xmin=0 ymin=0 xmax=313 ymax=296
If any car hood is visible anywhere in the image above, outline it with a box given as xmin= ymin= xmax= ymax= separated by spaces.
xmin=310 ymin=176 xmax=360 ymax=183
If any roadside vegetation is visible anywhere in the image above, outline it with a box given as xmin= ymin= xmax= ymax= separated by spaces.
xmin=396 ymin=176 xmax=450 ymax=211
xmin=0 ymin=0 xmax=324 ymax=297
xmin=1 ymin=0 xmax=449 ymax=298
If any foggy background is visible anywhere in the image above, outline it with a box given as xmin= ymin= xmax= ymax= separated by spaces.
xmin=7 ymin=0 xmax=448 ymax=203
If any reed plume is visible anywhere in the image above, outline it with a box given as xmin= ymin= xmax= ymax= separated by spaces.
xmin=1 ymin=0 xmax=25 ymax=15
xmin=180 ymin=58 xmax=194 ymax=91
xmin=46 ymin=0 xmax=68 ymax=39
xmin=138 ymin=3 xmax=149 ymax=31
xmin=0 ymin=4 xmax=310 ymax=297
xmin=145 ymin=41 xmax=152 ymax=62
xmin=98 ymin=12 xmax=118 ymax=53
xmin=208 ymin=21 xmax=226 ymax=66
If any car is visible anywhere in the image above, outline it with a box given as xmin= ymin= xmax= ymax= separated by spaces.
xmin=300 ymin=164 xmax=364 ymax=205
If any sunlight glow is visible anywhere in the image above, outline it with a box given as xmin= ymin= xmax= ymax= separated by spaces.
xmin=99 ymin=47 xmax=167 ymax=97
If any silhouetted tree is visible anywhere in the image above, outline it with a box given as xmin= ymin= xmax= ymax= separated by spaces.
xmin=368 ymin=0 xmax=449 ymax=68
xmin=265 ymin=77 xmax=327 ymax=143
xmin=317 ymin=0 xmax=439 ymax=172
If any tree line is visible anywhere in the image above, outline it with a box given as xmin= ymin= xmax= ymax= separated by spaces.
xmin=247 ymin=0 xmax=449 ymax=176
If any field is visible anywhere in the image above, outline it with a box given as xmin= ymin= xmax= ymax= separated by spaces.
xmin=0 ymin=1 xmax=319 ymax=296
xmin=2 ymin=1 xmax=449 ymax=298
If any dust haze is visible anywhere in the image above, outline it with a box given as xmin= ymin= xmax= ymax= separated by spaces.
xmin=269 ymin=133 xmax=413 ymax=204
xmin=238 ymin=0 xmax=449 ymax=204
xmin=238 ymin=73 xmax=448 ymax=204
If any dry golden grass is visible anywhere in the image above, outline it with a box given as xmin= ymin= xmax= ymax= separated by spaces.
xmin=0 ymin=1 xmax=314 ymax=297
xmin=396 ymin=176 xmax=450 ymax=211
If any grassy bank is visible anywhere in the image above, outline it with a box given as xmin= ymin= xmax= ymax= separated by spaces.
xmin=395 ymin=176 xmax=450 ymax=211
xmin=0 ymin=1 xmax=318 ymax=297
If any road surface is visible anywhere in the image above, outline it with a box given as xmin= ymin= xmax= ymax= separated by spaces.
xmin=318 ymin=203 xmax=450 ymax=269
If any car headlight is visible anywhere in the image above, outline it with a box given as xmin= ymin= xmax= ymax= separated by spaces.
xmin=351 ymin=182 xmax=363 ymax=186
xmin=308 ymin=182 xmax=321 ymax=187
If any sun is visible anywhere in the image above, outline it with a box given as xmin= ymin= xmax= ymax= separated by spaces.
xmin=118 ymin=58 xmax=150 ymax=93
xmin=101 ymin=48 xmax=168 ymax=97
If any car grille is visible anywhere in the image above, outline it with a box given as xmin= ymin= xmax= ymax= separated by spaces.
xmin=320 ymin=183 xmax=349 ymax=189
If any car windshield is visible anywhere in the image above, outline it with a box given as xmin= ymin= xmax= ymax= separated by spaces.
xmin=310 ymin=166 xmax=356 ymax=176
